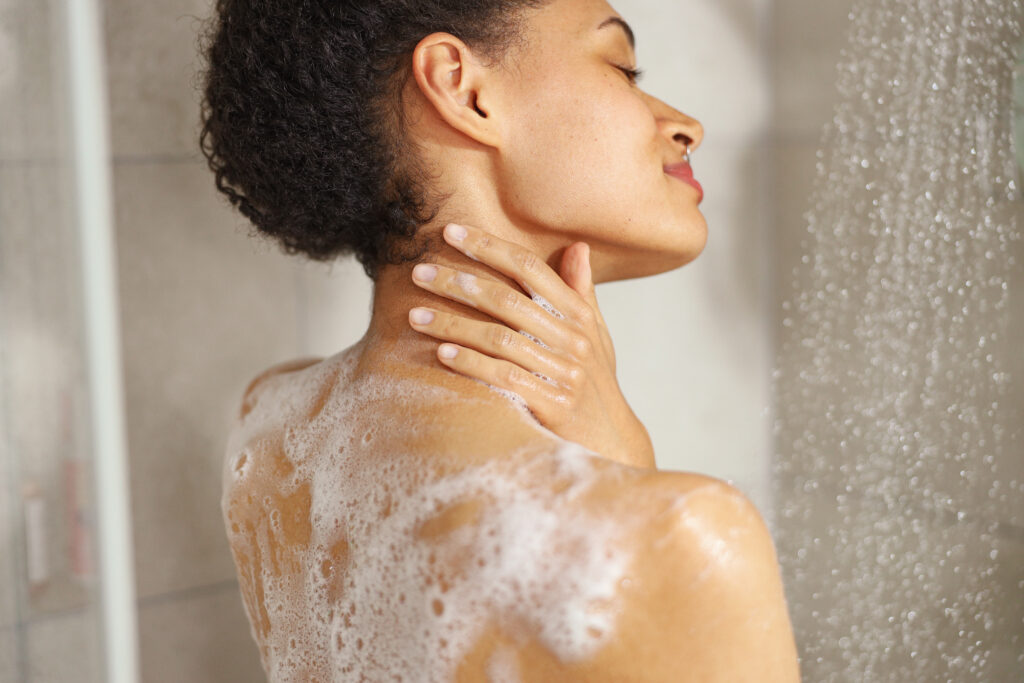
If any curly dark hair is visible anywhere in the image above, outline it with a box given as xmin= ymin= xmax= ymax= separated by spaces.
xmin=198 ymin=0 xmax=551 ymax=281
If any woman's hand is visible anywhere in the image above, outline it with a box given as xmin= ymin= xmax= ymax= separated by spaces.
xmin=407 ymin=222 xmax=656 ymax=470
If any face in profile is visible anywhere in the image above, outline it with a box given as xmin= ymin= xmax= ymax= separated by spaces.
xmin=489 ymin=0 xmax=707 ymax=283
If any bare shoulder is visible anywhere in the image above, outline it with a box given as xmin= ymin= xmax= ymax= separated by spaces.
xmin=633 ymin=469 xmax=772 ymax=543
xmin=242 ymin=356 xmax=324 ymax=395
xmin=446 ymin=458 xmax=800 ymax=682
xmin=236 ymin=356 xmax=324 ymax=418
xmin=578 ymin=467 xmax=801 ymax=682
xmin=562 ymin=462 xmax=760 ymax=532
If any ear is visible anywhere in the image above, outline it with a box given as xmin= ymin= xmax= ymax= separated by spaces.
xmin=410 ymin=34 xmax=503 ymax=150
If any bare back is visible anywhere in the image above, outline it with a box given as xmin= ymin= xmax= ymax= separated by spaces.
xmin=221 ymin=341 xmax=799 ymax=682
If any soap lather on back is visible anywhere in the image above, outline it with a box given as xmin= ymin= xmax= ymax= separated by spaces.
xmin=222 ymin=344 xmax=794 ymax=682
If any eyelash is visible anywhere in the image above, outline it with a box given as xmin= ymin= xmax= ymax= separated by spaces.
xmin=616 ymin=64 xmax=645 ymax=85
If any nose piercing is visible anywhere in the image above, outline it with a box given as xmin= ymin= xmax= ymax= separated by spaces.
xmin=683 ymin=145 xmax=691 ymax=164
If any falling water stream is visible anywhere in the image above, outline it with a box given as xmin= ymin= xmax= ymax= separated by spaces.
xmin=772 ymin=1 xmax=1024 ymax=680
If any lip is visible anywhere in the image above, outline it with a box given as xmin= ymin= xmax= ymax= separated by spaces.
xmin=663 ymin=163 xmax=704 ymax=203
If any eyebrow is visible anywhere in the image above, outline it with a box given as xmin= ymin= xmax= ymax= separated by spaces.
xmin=597 ymin=16 xmax=636 ymax=51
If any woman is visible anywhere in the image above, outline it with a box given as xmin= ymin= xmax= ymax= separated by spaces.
xmin=200 ymin=0 xmax=800 ymax=680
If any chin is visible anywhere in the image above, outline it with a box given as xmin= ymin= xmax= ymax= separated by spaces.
xmin=595 ymin=245 xmax=705 ymax=283
xmin=665 ymin=214 xmax=709 ymax=267
xmin=595 ymin=217 xmax=708 ymax=284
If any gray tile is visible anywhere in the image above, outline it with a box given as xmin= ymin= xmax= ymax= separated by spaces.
xmin=25 ymin=610 xmax=102 ymax=683
xmin=772 ymin=0 xmax=857 ymax=142
xmin=0 ymin=0 xmax=67 ymax=160
xmin=112 ymin=161 xmax=301 ymax=598
xmin=620 ymin=0 xmax=772 ymax=143
xmin=138 ymin=584 xmax=266 ymax=683
xmin=0 ymin=624 xmax=18 ymax=682
xmin=104 ymin=0 xmax=214 ymax=158
xmin=295 ymin=257 xmax=373 ymax=359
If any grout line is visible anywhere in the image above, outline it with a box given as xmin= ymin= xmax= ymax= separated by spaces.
xmin=0 ymin=578 xmax=241 ymax=634
xmin=136 ymin=578 xmax=240 ymax=609
xmin=112 ymin=154 xmax=205 ymax=166
xmin=0 ymin=154 xmax=205 ymax=169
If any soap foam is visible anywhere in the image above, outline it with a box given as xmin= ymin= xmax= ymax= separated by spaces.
xmin=222 ymin=344 xmax=660 ymax=682
xmin=454 ymin=271 xmax=481 ymax=296
xmin=520 ymin=293 xmax=566 ymax=387
xmin=486 ymin=645 xmax=521 ymax=682
xmin=308 ymin=446 xmax=631 ymax=680
xmin=530 ymin=293 xmax=566 ymax=321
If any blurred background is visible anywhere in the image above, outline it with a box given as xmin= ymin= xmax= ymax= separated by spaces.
xmin=0 ymin=0 xmax=1021 ymax=680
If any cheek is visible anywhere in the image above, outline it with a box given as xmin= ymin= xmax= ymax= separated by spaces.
xmin=500 ymin=81 xmax=660 ymax=229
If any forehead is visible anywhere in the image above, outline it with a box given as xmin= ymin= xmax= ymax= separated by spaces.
xmin=524 ymin=0 xmax=625 ymax=44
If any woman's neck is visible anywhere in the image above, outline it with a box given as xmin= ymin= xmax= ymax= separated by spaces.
xmin=360 ymin=221 xmax=569 ymax=366
xmin=353 ymin=240 xmax=529 ymax=390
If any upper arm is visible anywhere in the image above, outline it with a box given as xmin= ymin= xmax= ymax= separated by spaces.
xmin=592 ymin=480 xmax=801 ymax=682
xmin=661 ymin=483 xmax=800 ymax=681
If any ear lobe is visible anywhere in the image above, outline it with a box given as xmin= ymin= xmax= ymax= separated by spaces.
xmin=411 ymin=35 xmax=499 ymax=147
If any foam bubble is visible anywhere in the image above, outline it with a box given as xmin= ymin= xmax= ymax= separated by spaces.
xmin=485 ymin=646 xmax=521 ymax=683
xmin=454 ymin=271 xmax=481 ymax=296
xmin=517 ymin=328 xmax=551 ymax=351
xmin=530 ymin=293 xmax=566 ymax=320
xmin=520 ymin=294 xmax=565 ymax=388
xmin=231 ymin=450 xmax=251 ymax=480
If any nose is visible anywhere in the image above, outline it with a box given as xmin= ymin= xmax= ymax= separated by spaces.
xmin=646 ymin=93 xmax=704 ymax=158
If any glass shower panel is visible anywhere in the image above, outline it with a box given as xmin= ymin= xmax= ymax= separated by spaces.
xmin=773 ymin=0 xmax=1024 ymax=680
xmin=0 ymin=0 xmax=104 ymax=680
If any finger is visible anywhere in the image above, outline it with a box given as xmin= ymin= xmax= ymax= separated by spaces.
xmin=577 ymin=244 xmax=606 ymax=329
xmin=559 ymin=245 xmax=615 ymax=369
xmin=408 ymin=306 xmax=575 ymax=386
xmin=412 ymin=263 xmax=578 ymax=353
xmin=434 ymin=342 xmax=571 ymax=422
xmin=560 ymin=243 xmax=611 ymax=335
xmin=441 ymin=223 xmax=589 ymax=323
xmin=578 ymin=244 xmax=616 ymax=361
xmin=559 ymin=242 xmax=599 ymax=311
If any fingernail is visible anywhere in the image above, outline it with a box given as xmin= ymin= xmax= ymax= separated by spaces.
xmin=409 ymin=308 xmax=434 ymax=325
xmin=445 ymin=224 xmax=468 ymax=242
xmin=439 ymin=344 xmax=459 ymax=359
xmin=412 ymin=264 xmax=438 ymax=282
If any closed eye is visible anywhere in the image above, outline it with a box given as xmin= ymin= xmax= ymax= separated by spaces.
xmin=615 ymin=64 xmax=645 ymax=85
